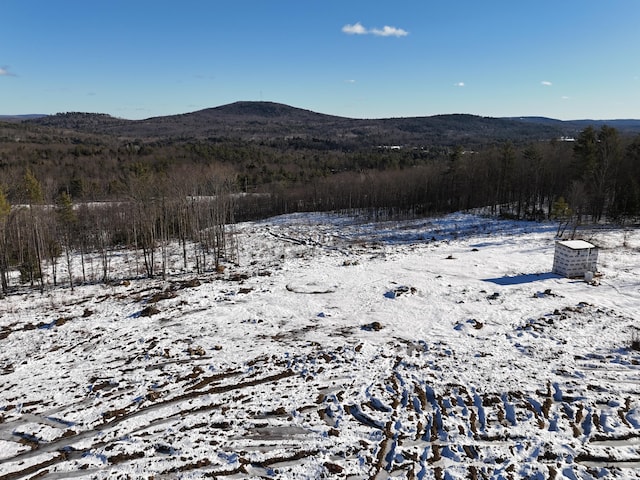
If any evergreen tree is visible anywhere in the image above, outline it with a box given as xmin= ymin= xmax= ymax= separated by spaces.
xmin=23 ymin=169 xmax=45 ymax=291
xmin=573 ymin=126 xmax=621 ymax=221
xmin=551 ymin=196 xmax=572 ymax=237
xmin=24 ymin=168 xmax=44 ymax=204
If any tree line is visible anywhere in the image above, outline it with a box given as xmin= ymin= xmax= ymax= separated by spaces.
xmin=249 ymin=125 xmax=640 ymax=224
xmin=0 ymin=164 xmax=237 ymax=296
xmin=1 ymin=124 xmax=639 ymax=296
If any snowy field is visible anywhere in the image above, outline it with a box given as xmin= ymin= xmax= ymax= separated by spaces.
xmin=0 ymin=212 xmax=639 ymax=479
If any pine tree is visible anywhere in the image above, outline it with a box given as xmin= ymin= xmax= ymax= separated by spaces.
xmin=24 ymin=168 xmax=44 ymax=204
xmin=551 ymin=196 xmax=572 ymax=237
xmin=23 ymin=169 xmax=45 ymax=292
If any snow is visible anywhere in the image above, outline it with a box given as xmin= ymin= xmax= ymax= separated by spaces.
xmin=558 ymin=240 xmax=597 ymax=250
xmin=0 ymin=212 xmax=639 ymax=479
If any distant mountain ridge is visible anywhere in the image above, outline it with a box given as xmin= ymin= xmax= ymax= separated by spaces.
xmin=504 ymin=116 xmax=640 ymax=133
xmin=0 ymin=114 xmax=47 ymax=122
xmin=15 ymin=101 xmax=640 ymax=147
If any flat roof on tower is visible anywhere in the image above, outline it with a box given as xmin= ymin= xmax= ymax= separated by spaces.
xmin=557 ymin=240 xmax=596 ymax=250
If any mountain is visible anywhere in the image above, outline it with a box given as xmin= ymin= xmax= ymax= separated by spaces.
xmin=16 ymin=102 xmax=576 ymax=147
xmin=19 ymin=102 xmax=640 ymax=148
xmin=506 ymin=116 xmax=640 ymax=135
xmin=563 ymin=119 xmax=640 ymax=134
xmin=0 ymin=114 xmax=47 ymax=122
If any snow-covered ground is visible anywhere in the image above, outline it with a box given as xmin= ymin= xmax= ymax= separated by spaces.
xmin=0 ymin=212 xmax=639 ymax=479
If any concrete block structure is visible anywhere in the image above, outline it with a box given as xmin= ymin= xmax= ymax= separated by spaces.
xmin=552 ymin=240 xmax=598 ymax=278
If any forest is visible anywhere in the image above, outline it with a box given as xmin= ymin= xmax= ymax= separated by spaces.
xmin=1 ymin=112 xmax=640 ymax=296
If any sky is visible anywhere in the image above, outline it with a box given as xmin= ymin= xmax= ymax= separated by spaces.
xmin=1 ymin=0 xmax=639 ymax=120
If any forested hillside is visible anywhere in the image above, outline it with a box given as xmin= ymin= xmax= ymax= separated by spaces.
xmin=24 ymin=101 xmax=571 ymax=145
xmin=1 ymin=102 xmax=639 ymax=294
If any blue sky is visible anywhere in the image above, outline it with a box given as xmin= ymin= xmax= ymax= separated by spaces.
xmin=1 ymin=0 xmax=639 ymax=120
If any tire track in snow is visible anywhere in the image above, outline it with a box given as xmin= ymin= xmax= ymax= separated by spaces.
xmin=0 ymin=366 xmax=296 ymax=477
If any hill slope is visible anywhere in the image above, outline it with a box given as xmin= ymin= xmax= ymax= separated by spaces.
xmin=25 ymin=101 xmax=586 ymax=146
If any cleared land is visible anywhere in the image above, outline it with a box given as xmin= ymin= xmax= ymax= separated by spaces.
xmin=1 ymin=213 xmax=639 ymax=479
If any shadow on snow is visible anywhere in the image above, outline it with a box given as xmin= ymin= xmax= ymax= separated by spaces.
xmin=483 ymin=272 xmax=560 ymax=286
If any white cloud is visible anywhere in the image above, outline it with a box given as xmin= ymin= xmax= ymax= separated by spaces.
xmin=561 ymin=96 xmax=570 ymax=100
xmin=342 ymin=22 xmax=367 ymax=35
xmin=345 ymin=79 xmax=356 ymax=84
xmin=342 ymin=22 xmax=408 ymax=37
xmin=0 ymin=66 xmax=16 ymax=76
xmin=371 ymin=26 xmax=409 ymax=37
xmin=541 ymin=80 xmax=552 ymax=86
xmin=454 ymin=82 xmax=465 ymax=87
